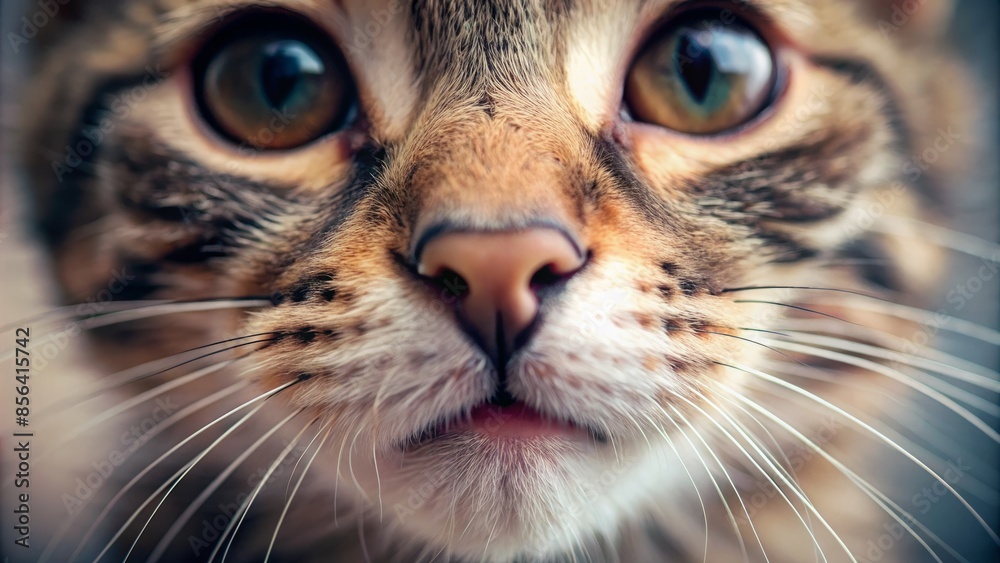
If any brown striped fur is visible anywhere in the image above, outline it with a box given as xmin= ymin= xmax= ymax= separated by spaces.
xmin=9 ymin=0 xmax=978 ymax=561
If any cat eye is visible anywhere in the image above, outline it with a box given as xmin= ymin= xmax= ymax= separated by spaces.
xmin=625 ymin=11 xmax=777 ymax=135
xmin=194 ymin=15 xmax=356 ymax=150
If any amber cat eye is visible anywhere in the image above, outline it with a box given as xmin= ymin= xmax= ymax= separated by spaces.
xmin=193 ymin=13 xmax=356 ymax=150
xmin=625 ymin=10 xmax=777 ymax=135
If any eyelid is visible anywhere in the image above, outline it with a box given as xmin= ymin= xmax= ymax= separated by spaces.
xmin=630 ymin=0 xmax=786 ymax=69
xmin=152 ymin=3 xmax=346 ymax=72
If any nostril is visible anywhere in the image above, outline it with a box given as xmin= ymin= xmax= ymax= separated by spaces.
xmin=529 ymin=263 xmax=564 ymax=288
xmin=436 ymin=267 xmax=469 ymax=300
xmin=418 ymin=265 xmax=471 ymax=301
xmin=529 ymin=250 xmax=589 ymax=289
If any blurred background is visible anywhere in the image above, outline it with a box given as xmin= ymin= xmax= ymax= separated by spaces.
xmin=1 ymin=0 xmax=997 ymax=561
xmin=909 ymin=1 xmax=999 ymax=561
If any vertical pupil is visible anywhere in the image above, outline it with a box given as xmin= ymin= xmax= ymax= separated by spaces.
xmin=260 ymin=42 xmax=307 ymax=108
xmin=673 ymin=33 xmax=715 ymax=103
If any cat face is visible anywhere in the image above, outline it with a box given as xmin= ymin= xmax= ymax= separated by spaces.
xmin=20 ymin=0 xmax=966 ymax=560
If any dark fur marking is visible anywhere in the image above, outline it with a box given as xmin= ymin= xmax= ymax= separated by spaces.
xmin=38 ymin=73 xmax=159 ymax=246
xmin=109 ymin=261 xmax=162 ymax=301
xmin=839 ymin=237 xmax=900 ymax=291
xmin=663 ymin=318 xmax=685 ymax=332
xmin=161 ymin=238 xmax=229 ymax=264
xmin=590 ymin=134 xmax=681 ymax=226
xmin=810 ymin=54 xmax=938 ymax=202
xmin=679 ymin=280 xmax=698 ymax=295
xmin=756 ymin=231 xmax=821 ymax=263
xmin=288 ymin=272 xmax=339 ymax=303
xmin=290 ymin=284 xmax=311 ymax=303
xmin=296 ymin=327 xmax=317 ymax=343
xmin=693 ymin=137 xmax=858 ymax=225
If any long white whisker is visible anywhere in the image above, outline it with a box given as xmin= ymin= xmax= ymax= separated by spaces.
xmin=265 ymin=421 xmax=335 ymax=563
xmin=0 ymin=301 xmax=271 ymax=361
xmin=211 ymin=409 xmax=309 ymax=563
xmin=775 ymin=331 xmax=1000 ymax=395
xmin=763 ymin=360 xmax=1000 ymax=503
xmin=284 ymin=416 xmax=333 ymax=500
xmin=39 ymin=336 xmax=274 ymax=416
xmin=0 ymin=300 xmax=174 ymax=332
xmin=113 ymin=403 xmax=269 ymax=562
xmin=37 ymin=381 xmax=249 ymax=563
xmin=706 ymin=390 xmax=825 ymax=561
xmin=60 ymin=359 xmax=238 ymax=446
xmin=715 ymin=384 xmax=965 ymax=563
xmin=80 ymin=379 xmax=299 ymax=562
xmin=727 ymin=362 xmax=1000 ymax=545
xmin=148 ymin=413 xmax=313 ymax=561
xmin=658 ymin=405 xmax=753 ymax=562
xmin=763 ymin=339 xmax=1000 ymax=444
xmin=800 ymin=295 xmax=1000 ymax=346
xmin=80 ymin=300 xmax=270 ymax=331
xmin=875 ymin=216 xmax=1000 ymax=263
xmin=638 ymin=410 xmax=720 ymax=563
xmin=671 ymin=395 xmax=833 ymax=563
xmin=782 ymin=318 xmax=1000 ymax=389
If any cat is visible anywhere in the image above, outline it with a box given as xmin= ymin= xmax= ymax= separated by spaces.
xmin=2 ymin=0 xmax=997 ymax=561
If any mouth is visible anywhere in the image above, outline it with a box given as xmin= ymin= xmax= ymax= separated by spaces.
xmin=406 ymin=397 xmax=608 ymax=450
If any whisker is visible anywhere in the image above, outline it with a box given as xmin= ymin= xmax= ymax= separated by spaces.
xmin=713 ymin=384 xmax=961 ymax=563
xmin=780 ymin=318 xmax=1000 ymax=392
xmin=658 ymin=405 xmax=753 ymax=562
xmin=78 ymin=299 xmax=272 ymax=331
xmin=147 ymin=413 xmax=315 ymax=562
xmin=210 ymin=409 xmax=310 ymax=563
xmin=636 ymin=411 xmax=711 ymax=563
xmin=764 ymin=358 xmax=999 ymax=503
xmin=692 ymin=329 xmax=809 ymax=368
xmin=53 ymin=358 xmax=242 ymax=451
xmin=704 ymin=391 xmax=825 ymax=560
xmin=75 ymin=377 xmax=303 ymax=562
xmin=671 ymin=395 xmax=833 ymax=562
xmin=759 ymin=343 xmax=999 ymax=420
xmin=265 ymin=421 xmax=335 ymax=563
xmin=875 ymin=217 xmax=1000 ymax=263
xmin=0 ymin=300 xmax=173 ymax=332
xmin=283 ymin=416 xmax=331 ymax=501
xmin=0 ymin=297 xmax=271 ymax=353
xmin=774 ymin=330 xmax=1000 ymax=395
xmin=118 ymin=404 xmax=300 ymax=562
xmin=762 ymin=339 xmax=1000 ymax=443
xmin=42 ymin=333 xmax=278 ymax=413
xmin=723 ymin=361 xmax=1000 ymax=545
xmin=36 ymin=381 xmax=249 ymax=563
xmin=722 ymin=286 xmax=880 ymax=299
xmin=731 ymin=300 xmax=856 ymax=325
xmin=800 ymin=295 xmax=1000 ymax=346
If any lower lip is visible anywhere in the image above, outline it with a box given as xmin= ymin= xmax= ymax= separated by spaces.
xmin=465 ymin=403 xmax=590 ymax=440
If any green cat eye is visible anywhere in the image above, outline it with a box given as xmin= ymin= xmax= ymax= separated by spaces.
xmin=626 ymin=12 xmax=777 ymax=135
xmin=195 ymin=15 xmax=356 ymax=150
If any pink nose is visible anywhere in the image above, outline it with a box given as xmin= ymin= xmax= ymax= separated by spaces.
xmin=418 ymin=228 xmax=586 ymax=359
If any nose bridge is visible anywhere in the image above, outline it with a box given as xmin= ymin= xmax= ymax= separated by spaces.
xmin=407 ymin=106 xmax=583 ymax=236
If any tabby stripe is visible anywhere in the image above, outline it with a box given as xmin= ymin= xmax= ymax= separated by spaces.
xmin=43 ymin=72 xmax=159 ymax=246
xmin=809 ymin=54 xmax=938 ymax=202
